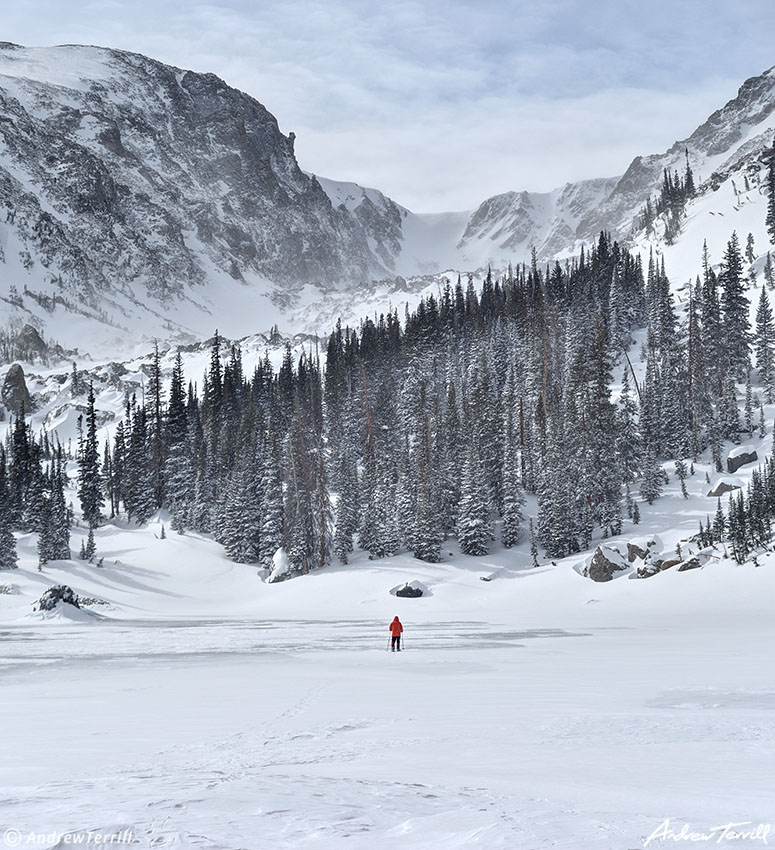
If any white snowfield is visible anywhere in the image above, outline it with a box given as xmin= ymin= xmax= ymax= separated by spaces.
xmin=1 ymin=491 xmax=774 ymax=849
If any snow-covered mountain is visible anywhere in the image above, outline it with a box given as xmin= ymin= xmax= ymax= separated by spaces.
xmin=0 ymin=43 xmax=405 ymax=352
xmin=0 ymin=42 xmax=774 ymax=361
xmin=580 ymin=65 xmax=775 ymax=240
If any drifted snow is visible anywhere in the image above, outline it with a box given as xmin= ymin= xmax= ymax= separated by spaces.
xmin=1 ymin=444 xmax=774 ymax=848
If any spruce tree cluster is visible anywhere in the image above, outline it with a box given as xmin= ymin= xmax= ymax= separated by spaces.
xmin=1 ymin=410 xmax=71 ymax=569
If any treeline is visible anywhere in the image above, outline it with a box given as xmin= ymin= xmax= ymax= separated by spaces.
xmin=3 ymin=226 xmax=775 ymax=578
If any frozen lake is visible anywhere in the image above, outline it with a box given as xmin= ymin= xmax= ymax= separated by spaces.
xmin=1 ymin=615 xmax=773 ymax=849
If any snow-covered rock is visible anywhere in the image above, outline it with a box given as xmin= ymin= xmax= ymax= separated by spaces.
xmin=393 ymin=581 xmax=425 ymax=598
xmin=707 ymin=478 xmax=742 ymax=498
xmin=36 ymin=584 xmax=80 ymax=611
xmin=726 ymin=446 xmax=758 ymax=474
xmin=584 ymin=545 xmax=632 ymax=582
xmin=267 ymin=548 xmax=292 ymax=584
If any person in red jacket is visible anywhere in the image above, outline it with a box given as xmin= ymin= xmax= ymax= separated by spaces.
xmin=389 ymin=616 xmax=403 ymax=651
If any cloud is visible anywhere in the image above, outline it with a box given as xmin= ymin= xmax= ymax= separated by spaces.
xmin=3 ymin=0 xmax=775 ymax=210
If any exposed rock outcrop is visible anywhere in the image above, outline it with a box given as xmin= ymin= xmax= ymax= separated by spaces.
xmin=1 ymin=363 xmax=32 ymax=415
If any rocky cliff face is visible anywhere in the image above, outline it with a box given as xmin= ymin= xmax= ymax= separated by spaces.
xmin=0 ymin=43 xmax=395 ymax=310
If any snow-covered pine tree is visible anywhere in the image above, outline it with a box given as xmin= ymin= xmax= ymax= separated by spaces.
xmin=457 ymin=439 xmax=492 ymax=556
xmin=77 ymin=383 xmax=103 ymax=528
xmin=0 ymin=448 xmax=18 ymax=570
xmin=500 ymin=401 xmax=524 ymax=548
xmin=720 ymin=231 xmax=750 ymax=380
xmin=370 ymin=468 xmax=399 ymax=558
xmin=84 ymin=526 xmax=96 ymax=561
xmin=412 ymin=415 xmax=441 ymax=563
xmin=259 ymin=441 xmax=284 ymax=569
xmin=719 ymin=373 xmax=741 ymax=443
xmin=699 ymin=243 xmax=724 ymax=410
xmin=37 ymin=492 xmax=52 ymax=567
xmin=639 ymin=445 xmax=664 ymax=505
xmin=123 ymin=396 xmax=155 ymax=525
xmin=529 ymin=518 xmax=539 ymax=567
xmin=147 ymin=341 xmax=166 ymax=510
xmin=333 ymin=449 xmax=358 ymax=564
xmin=766 ymin=136 xmax=775 ymax=245
xmin=743 ymin=373 xmax=754 ymax=436
xmin=395 ymin=430 xmax=417 ymax=551
xmin=755 ymin=286 xmax=775 ymax=402
xmin=438 ymin=377 xmax=462 ymax=538
xmin=764 ymin=252 xmax=775 ymax=289
xmin=8 ymin=410 xmax=30 ymax=529
xmin=50 ymin=462 xmax=70 ymax=560
xmin=164 ymin=353 xmax=194 ymax=531
xmin=745 ymin=232 xmax=756 ymax=265
xmin=674 ymin=459 xmax=689 ymax=499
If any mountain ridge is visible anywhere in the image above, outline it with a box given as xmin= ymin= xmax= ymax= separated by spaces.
xmin=0 ymin=43 xmax=773 ymax=358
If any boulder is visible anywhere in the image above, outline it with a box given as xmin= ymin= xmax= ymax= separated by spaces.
xmin=37 ymin=585 xmax=80 ymax=611
xmin=658 ymin=558 xmax=682 ymax=571
xmin=585 ymin=545 xmax=630 ymax=582
xmin=707 ymin=479 xmax=741 ymax=498
xmin=727 ymin=446 xmax=758 ymax=474
xmin=627 ymin=541 xmax=649 ymax=562
xmin=677 ymin=557 xmax=703 ymax=572
xmin=1 ymin=363 xmax=33 ymax=415
xmin=396 ymin=583 xmax=423 ymax=598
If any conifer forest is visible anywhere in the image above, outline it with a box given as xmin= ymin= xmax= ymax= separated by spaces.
xmin=5 ymin=219 xmax=775 ymax=577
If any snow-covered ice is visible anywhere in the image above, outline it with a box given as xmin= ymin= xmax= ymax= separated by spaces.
xmin=1 ymin=508 xmax=773 ymax=849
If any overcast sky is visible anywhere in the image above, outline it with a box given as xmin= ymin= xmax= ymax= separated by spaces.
xmin=4 ymin=0 xmax=775 ymax=211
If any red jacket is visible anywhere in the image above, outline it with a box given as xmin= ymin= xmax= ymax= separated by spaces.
xmin=389 ymin=618 xmax=403 ymax=636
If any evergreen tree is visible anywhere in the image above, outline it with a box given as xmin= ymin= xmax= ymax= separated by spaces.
xmin=147 ymin=341 xmax=166 ymax=509
xmin=500 ymin=403 xmax=524 ymax=548
xmin=77 ymin=383 xmax=103 ymax=527
xmin=8 ymin=409 xmax=31 ymax=528
xmin=744 ymin=373 xmax=755 ymax=436
xmin=83 ymin=526 xmax=96 ymax=561
xmin=0 ymin=448 xmax=18 ymax=570
xmin=719 ymin=231 xmax=750 ymax=378
xmin=457 ymin=440 xmax=492 ymax=556
xmin=674 ymin=459 xmax=689 ymax=499
xmin=767 ymin=136 xmax=775 ymax=244
xmin=745 ymin=232 xmax=756 ymax=265
xmin=529 ymin=518 xmax=539 ymax=567
xmin=259 ymin=443 xmax=284 ymax=569
xmin=413 ymin=416 xmax=441 ymax=562
xmin=333 ymin=450 xmax=358 ymax=564
xmin=639 ymin=446 xmax=664 ymax=504
xmin=755 ymin=286 xmax=775 ymax=402
xmin=764 ymin=252 xmax=775 ymax=289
